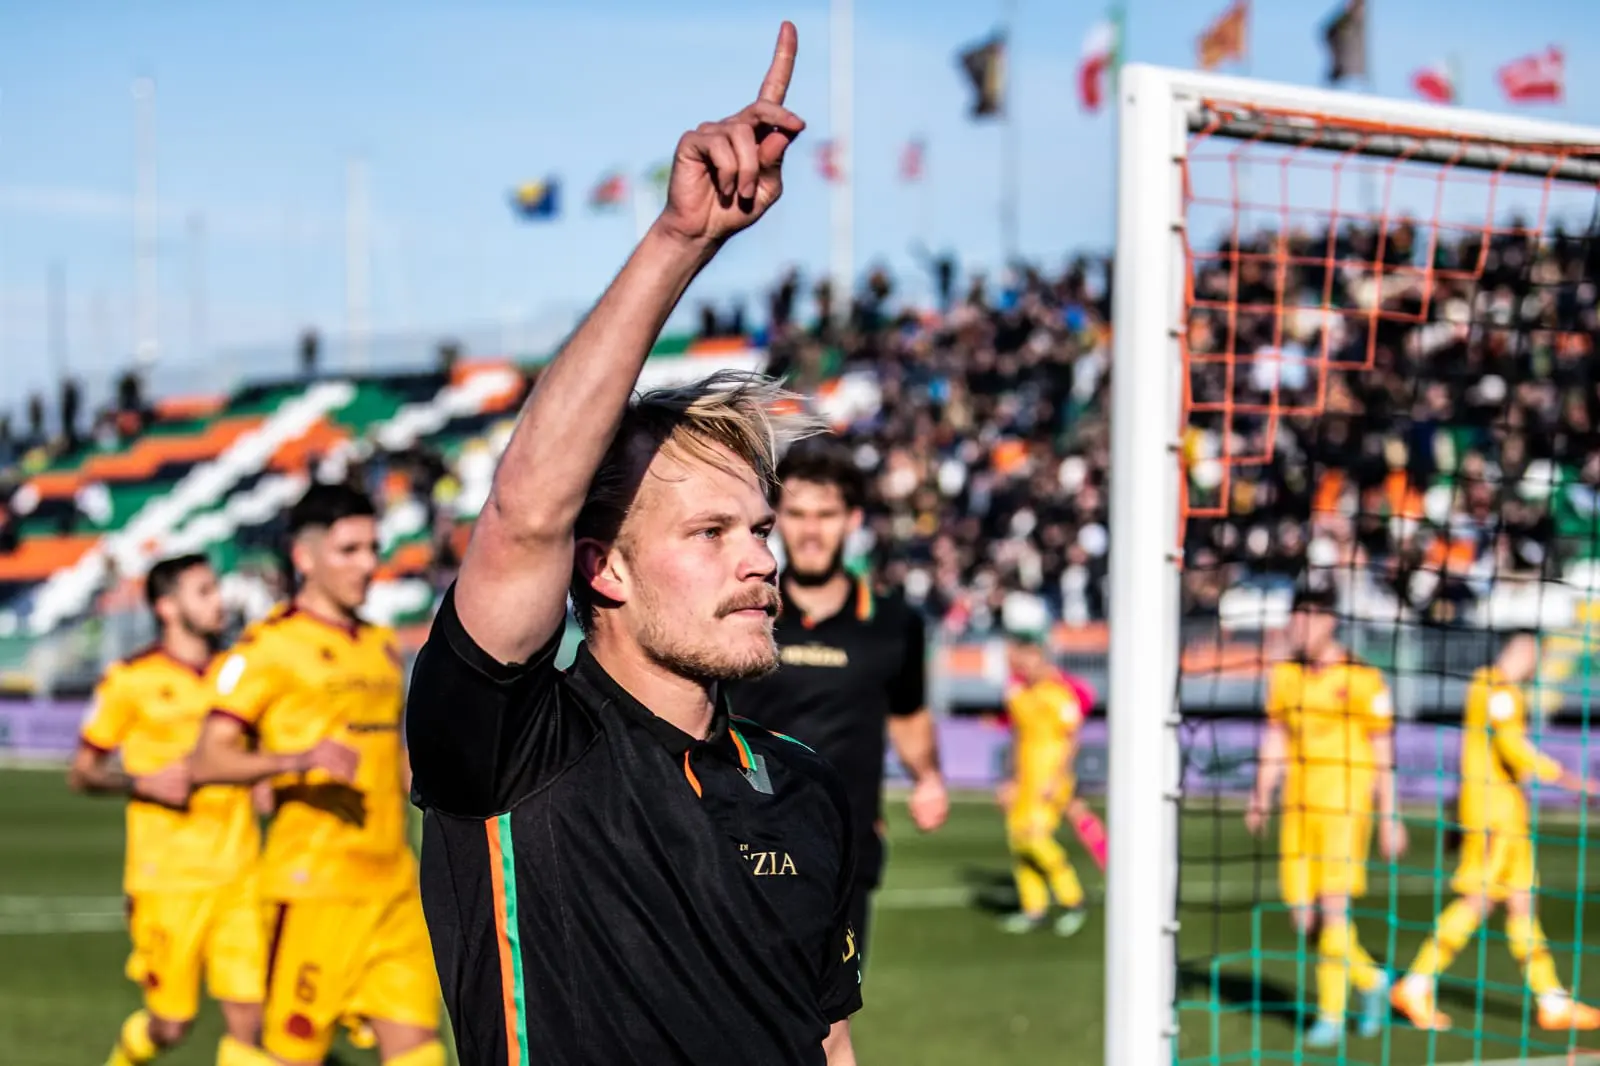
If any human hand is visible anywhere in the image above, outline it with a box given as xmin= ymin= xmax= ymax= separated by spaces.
xmin=655 ymin=22 xmax=806 ymax=246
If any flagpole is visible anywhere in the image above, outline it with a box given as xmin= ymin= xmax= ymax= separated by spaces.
xmin=133 ymin=75 xmax=158 ymax=371
xmin=345 ymin=157 xmax=370 ymax=373
xmin=1000 ymin=0 xmax=1019 ymax=266
xmin=830 ymin=0 xmax=854 ymax=325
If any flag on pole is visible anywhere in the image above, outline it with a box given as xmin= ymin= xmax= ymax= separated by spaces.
xmin=1196 ymin=1 xmax=1248 ymax=72
xmin=1321 ymin=0 xmax=1367 ymax=85
xmin=1410 ymin=59 xmax=1457 ymax=104
xmin=510 ymin=179 xmax=560 ymax=220
xmin=816 ymin=140 xmax=842 ymax=183
xmin=589 ymin=171 xmax=628 ymax=211
xmin=898 ymin=139 xmax=925 ymax=183
xmin=1498 ymin=47 xmax=1563 ymax=104
xmin=646 ymin=162 xmax=672 ymax=199
xmin=958 ymin=34 xmax=1007 ymax=118
xmin=1078 ymin=11 xmax=1122 ymax=113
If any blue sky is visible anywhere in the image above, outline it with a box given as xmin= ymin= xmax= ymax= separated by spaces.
xmin=0 ymin=0 xmax=1595 ymax=409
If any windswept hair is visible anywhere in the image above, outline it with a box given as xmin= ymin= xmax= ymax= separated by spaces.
xmin=570 ymin=370 xmax=828 ymax=633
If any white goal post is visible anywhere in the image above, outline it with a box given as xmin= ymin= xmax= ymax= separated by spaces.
xmin=1105 ymin=62 xmax=1600 ymax=1066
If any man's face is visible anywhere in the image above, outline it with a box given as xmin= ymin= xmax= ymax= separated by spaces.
xmin=776 ymin=478 xmax=860 ymax=583
xmin=159 ymin=564 xmax=226 ymax=640
xmin=598 ymin=444 xmax=781 ymax=682
xmin=294 ymin=515 xmax=380 ymax=614
xmin=1006 ymin=640 xmax=1046 ymax=682
xmin=1287 ymin=606 xmax=1337 ymax=658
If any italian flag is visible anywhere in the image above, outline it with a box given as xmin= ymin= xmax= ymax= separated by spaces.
xmin=1410 ymin=59 xmax=1457 ymax=104
xmin=1078 ymin=8 xmax=1123 ymax=114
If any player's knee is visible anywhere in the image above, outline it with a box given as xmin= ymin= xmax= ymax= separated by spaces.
xmin=217 ymin=1000 xmax=263 ymax=1044
xmin=1505 ymin=890 xmax=1533 ymax=920
xmin=380 ymin=1037 xmax=447 ymax=1066
xmin=147 ymin=1014 xmax=191 ymax=1047
xmin=1289 ymin=906 xmax=1315 ymax=936
xmin=370 ymin=1020 xmax=442 ymax=1065
xmin=1317 ymin=893 xmax=1350 ymax=927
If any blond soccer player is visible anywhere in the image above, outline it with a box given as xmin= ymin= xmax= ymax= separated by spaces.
xmin=1391 ymin=629 xmax=1600 ymax=1032
xmin=191 ymin=483 xmax=443 ymax=1066
xmin=71 ymin=554 xmax=274 ymax=1066
xmin=1246 ymin=585 xmax=1406 ymax=1048
xmin=997 ymin=630 xmax=1091 ymax=937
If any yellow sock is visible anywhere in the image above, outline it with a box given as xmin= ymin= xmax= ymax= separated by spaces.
xmin=1345 ymin=931 xmax=1384 ymax=993
xmin=1316 ymin=921 xmax=1383 ymax=1017
xmin=1034 ymin=837 xmax=1085 ymax=909
xmin=1410 ymin=898 xmax=1482 ymax=979
xmin=216 ymin=1035 xmax=275 ymax=1066
xmin=383 ymin=1040 xmax=448 ymax=1066
xmin=106 ymin=1011 xmax=160 ymax=1066
xmin=1013 ymin=858 xmax=1050 ymax=916
xmin=1507 ymin=914 xmax=1564 ymax=998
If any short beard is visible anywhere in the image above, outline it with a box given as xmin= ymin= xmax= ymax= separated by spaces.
xmin=785 ymin=544 xmax=846 ymax=588
xmin=639 ymin=619 xmax=780 ymax=682
xmin=631 ymin=584 xmax=782 ymax=683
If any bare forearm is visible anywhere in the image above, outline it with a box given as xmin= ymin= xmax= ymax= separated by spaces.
xmin=483 ymin=225 xmax=718 ymax=538
xmin=888 ymin=711 xmax=941 ymax=783
xmin=68 ymin=763 xmax=133 ymax=796
xmin=1370 ymin=734 xmax=1397 ymax=816
xmin=823 ymin=1020 xmax=856 ymax=1065
xmin=191 ymin=743 xmax=298 ymax=786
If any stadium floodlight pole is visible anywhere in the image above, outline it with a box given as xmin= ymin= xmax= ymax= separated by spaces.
xmin=1105 ymin=61 xmax=1184 ymax=1066
xmin=133 ymin=75 xmax=158 ymax=369
xmin=828 ymin=0 xmax=853 ymax=323
xmin=345 ymin=156 xmax=371 ymax=373
xmin=1105 ymin=61 xmax=1600 ymax=1066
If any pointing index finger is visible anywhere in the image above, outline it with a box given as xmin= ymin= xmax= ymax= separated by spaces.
xmin=758 ymin=20 xmax=798 ymax=105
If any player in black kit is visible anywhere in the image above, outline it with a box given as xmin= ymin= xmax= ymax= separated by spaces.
xmin=727 ymin=441 xmax=948 ymax=961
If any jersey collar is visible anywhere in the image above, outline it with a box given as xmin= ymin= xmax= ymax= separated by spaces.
xmin=569 ymin=642 xmax=737 ymax=761
xmin=779 ymin=572 xmax=874 ymax=629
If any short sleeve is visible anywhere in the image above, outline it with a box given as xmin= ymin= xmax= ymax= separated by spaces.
xmin=886 ymin=606 xmax=926 ymax=717
xmin=1263 ymin=667 xmax=1287 ymax=723
xmin=817 ymin=794 xmax=864 ymax=1023
xmin=404 ymin=582 xmax=588 ymax=818
xmin=1363 ymin=673 xmax=1395 ymax=733
xmin=208 ymin=638 xmax=279 ymax=731
xmin=80 ymin=668 xmax=136 ymax=753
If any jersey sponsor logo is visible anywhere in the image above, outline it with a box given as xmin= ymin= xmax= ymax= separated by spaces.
xmin=738 ymin=841 xmax=797 ymax=876
xmin=780 ymin=643 xmax=850 ymax=668
xmin=215 ymin=654 xmax=247 ymax=695
xmin=346 ymin=721 xmax=399 ymax=734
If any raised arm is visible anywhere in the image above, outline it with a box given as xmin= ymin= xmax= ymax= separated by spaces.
xmin=454 ymin=22 xmax=805 ymax=666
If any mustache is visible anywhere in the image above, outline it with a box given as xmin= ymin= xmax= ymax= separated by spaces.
xmin=716 ymin=588 xmax=782 ymax=618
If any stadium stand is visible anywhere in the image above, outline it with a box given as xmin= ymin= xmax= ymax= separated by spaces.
xmin=2 ymin=218 xmax=1597 ymax=709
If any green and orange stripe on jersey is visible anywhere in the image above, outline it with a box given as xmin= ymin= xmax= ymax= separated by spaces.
xmin=486 ymin=814 xmax=530 ymax=1066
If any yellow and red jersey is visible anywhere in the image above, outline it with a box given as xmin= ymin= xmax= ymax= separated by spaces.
xmin=1458 ymin=665 xmax=1564 ymax=832
xmin=1004 ymin=671 xmax=1084 ymax=805
xmin=209 ymin=605 xmax=410 ymax=901
xmin=80 ymin=646 xmax=260 ymax=895
xmin=1265 ymin=657 xmax=1393 ymax=817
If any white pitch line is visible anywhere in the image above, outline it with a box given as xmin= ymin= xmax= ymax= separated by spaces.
xmin=1433 ymin=1049 xmax=1600 ymax=1056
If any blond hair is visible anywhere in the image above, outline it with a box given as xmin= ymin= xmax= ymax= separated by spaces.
xmin=570 ymin=369 xmax=829 ymax=633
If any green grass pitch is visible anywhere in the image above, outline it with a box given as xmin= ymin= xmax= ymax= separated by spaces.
xmin=3 ymin=768 xmax=1599 ymax=1065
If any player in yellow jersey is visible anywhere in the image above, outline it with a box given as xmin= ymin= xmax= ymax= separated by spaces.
xmin=70 ymin=554 xmax=275 ymax=1066
xmin=1246 ymin=586 xmax=1406 ymax=1048
xmin=997 ymin=630 xmax=1091 ymax=937
xmin=190 ymin=484 xmax=444 ymax=1066
xmin=1390 ymin=630 xmax=1600 ymax=1033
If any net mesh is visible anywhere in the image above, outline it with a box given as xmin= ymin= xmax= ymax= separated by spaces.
xmin=1170 ymin=100 xmax=1600 ymax=1065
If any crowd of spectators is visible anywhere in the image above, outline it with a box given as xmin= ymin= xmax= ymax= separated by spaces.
xmin=5 ymin=211 xmax=1598 ymax=642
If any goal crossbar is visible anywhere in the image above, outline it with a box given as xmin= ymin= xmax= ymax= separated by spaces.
xmin=1105 ymin=61 xmax=1600 ymax=1066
